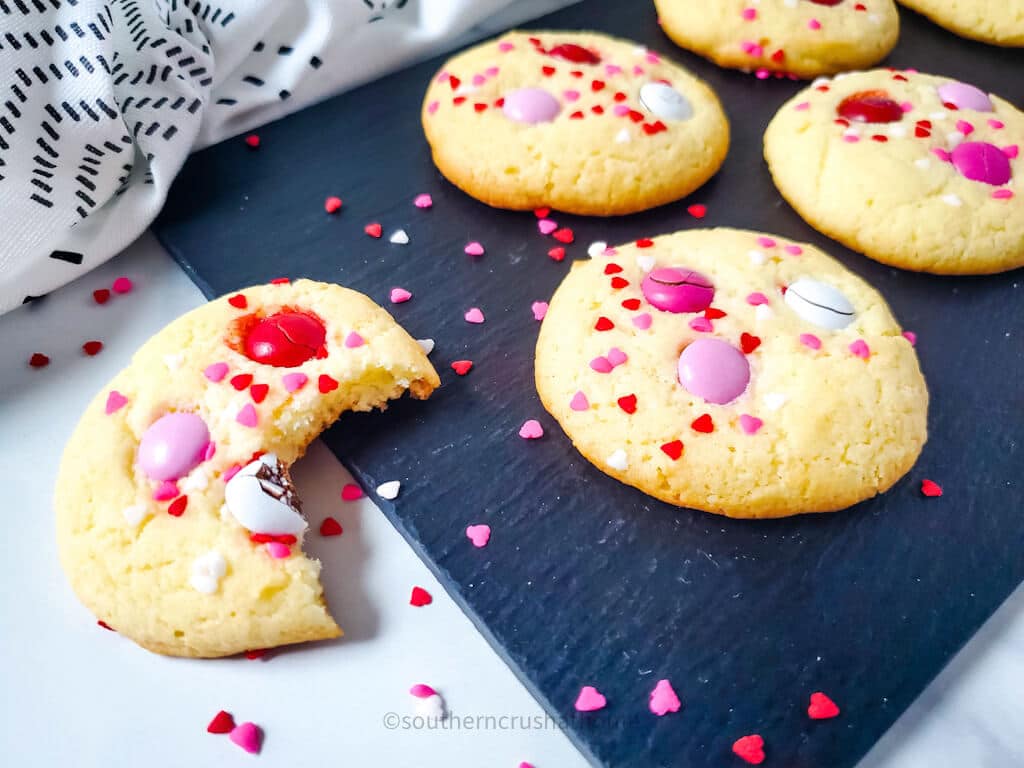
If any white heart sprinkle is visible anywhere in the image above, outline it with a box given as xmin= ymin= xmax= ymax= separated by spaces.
xmin=587 ymin=241 xmax=608 ymax=258
xmin=748 ymin=249 xmax=767 ymax=265
xmin=915 ymin=158 xmax=931 ymax=170
xmin=180 ymin=468 xmax=210 ymax=493
xmin=414 ymin=693 xmax=446 ymax=720
xmin=163 ymin=353 xmax=184 ymax=371
xmin=811 ymin=77 xmax=831 ymax=89
xmin=888 ymin=124 xmax=907 ymax=139
xmin=636 ymin=255 xmax=656 ymax=272
xmin=632 ymin=46 xmax=647 ymax=56
xmin=614 ymin=128 xmax=631 ymax=144
xmin=942 ymin=194 xmax=963 ymax=207
xmin=946 ymin=131 xmax=964 ymax=147
xmin=764 ymin=393 xmax=788 ymax=411
xmin=417 ymin=338 xmax=435 ymax=355
xmin=122 ymin=503 xmax=148 ymax=527
xmin=453 ymin=84 xmax=478 ymax=96
xmin=606 ymin=449 xmax=629 ymax=471
xmin=377 ymin=480 xmax=401 ymax=500
xmin=755 ymin=304 xmax=774 ymax=322
xmin=389 ymin=229 xmax=409 ymax=245
xmin=190 ymin=551 xmax=227 ymax=594
xmin=929 ymin=111 xmax=948 ymax=121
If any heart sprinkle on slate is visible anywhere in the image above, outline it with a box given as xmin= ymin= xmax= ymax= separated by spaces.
xmin=29 ymin=353 xmax=50 ymax=368
xmin=229 ymin=722 xmax=263 ymax=754
xmin=319 ymin=517 xmax=343 ymax=537
xmin=207 ymin=710 xmax=236 ymax=734
xmin=112 ymin=276 xmax=133 ymax=294
xmin=464 ymin=241 xmax=485 ymax=256
xmin=649 ymin=679 xmax=681 ymax=716
xmin=245 ymin=649 xmax=268 ymax=660
xmin=519 ymin=419 xmax=544 ymax=439
xmin=687 ymin=203 xmax=707 ymax=219
xmin=390 ymin=287 xmax=412 ymax=304
xmin=93 ymin=288 xmax=111 ymax=305
xmin=364 ymin=222 xmax=383 ymax=238
xmin=552 ymin=227 xmax=575 ymax=244
xmin=531 ymin=301 xmax=548 ymax=321
xmin=732 ymin=734 xmax=766 ymax=764
xmin=466 ymin=524 xmax=491 ymax=548
xmin=244 ymin=134 xmax=260 ymax=149
xmin=377 ymin=480 xmax=401 ymax=500
xmin=414 ymin=193 xmax=433 ymax=208
xmin=451 ymin=360 xmax=473 ymax=376
xmin=548 ymin=246 xmax=566 ymax=261
xmin=410 ymin=586 xmax=433 ymax=607
xmin=574 ymin=685 xmax=607 ymax=712
xmin=82 ymin=340 xmax=104 ymax=356
xmin=464 ymin=307 xmax=485 ymax=324
xmin=533 ymin=207 xmax=550 ymax=218
xmin=808 ymin=691 xmax=840 ymax=719
xmin=921 ymin=479 xmax=943 ymax=497
xmin=341 ymin=483 xmax=364 ymax=501
xmin=389 ymin=229 xmax=410 ymax=245
xmin=324 ymin=196 xmax=343 ymax=214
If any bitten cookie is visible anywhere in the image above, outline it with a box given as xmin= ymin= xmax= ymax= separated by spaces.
xmin=765 ymin=69 xmax=1024 ymax=274
xmin=55 ymin=279 xmax=439 ymax=658
xmin=535 ymin=229 xmax=928 ymax=518
xmin=654 ymin=0 xmax=900 ymax=78
xmin=898 ymin=0 xmax=1024 ymax=47
xmin=421 ymin=30 xmax=730 ymax=216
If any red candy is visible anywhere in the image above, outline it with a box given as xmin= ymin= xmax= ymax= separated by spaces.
xmin=243 ymin=311 xmax=326 ymax=368
xmin=837 ymin=90 xmax=903 ymax=124
xmin=548 ymin=43 xmax=600 ymax=64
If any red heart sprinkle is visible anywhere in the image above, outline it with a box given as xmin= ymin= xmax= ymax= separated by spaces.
xmin=591 ymin=105 xmax=604 ymax=115
xmin=704 ymin=307 xmax=726 ymax=319
xmin=740 ymin=333 xmax=761 ymax=354
xmin=732 ymin=734 xmax=765 ymax=765
xmin=628 ymin=110 xmax=644 ymax=122
xmin=93 ymin=288 xmax=111 ymax=304
xmin=448 ymin=75 xmax=461 ymax=90
xmin=553 ymin=228 xmax=575 ymax=243
xmin=230 ymin=373 xmax=253 ymax=390
xmin=451 ymin=360 xmax=474 ymax=376
xmin=893 ymin=74 xmax=908 ymax=81
xmin=855 ymin=2 xmax=866 ymax=8
xmin=97 ymin=620 xmax=115 ymax=631
xmin=687 ymin=204 xmax=707 ymax=219
xmin=318 ymin=374 xmax=339 ymax=393
xmin=341 ymin=483 xmax=364 ymax=501
xmin=548 ymin=246 xmax=566 ymax=261
xmin=591 ymin=80 xmax=605 ymax=91
xmin=270 ymin=277 xmax=290 ymax=285
xmin=244 ymin=134 xmax=260 ymax=148
xmin=604 ymin=264 xmax=623 ymax=274
xmin=364 ymin=222 xmax=383 ymax=238
xmin=453 ymin=96 xmax=466 ymax=105
xmin=570 ymin=70 xmax=583 ymax=78
xmin=541 ymin=66 xmax=556 ymax=76
xmin=82 ymin=340 xmax=103 ymax=356
xmin=29 ymin=353 xmax=50 ymax=368
xmin=494 ymin=97 xmax=505 ymax=107
xmin=617 ymin=394 xmax=637 ymax=414
xmin=691 ymin=414 xmax=714 ymax=433
xmin=872 ymin=134 xmax=889 ymax=142
xmin=660 ymin=440 xmax=684 ymax=460
xmin=320 ymin=517 xmax=343 ymax=537
xmin=808 ymin=691 xmax=840 ymax=720
xmin=534 ymin=207 xmax=551 ymax=218
xmin=642 ymin=123 xmax=659 ymax=135
xmin=245 ymin=649 xmax=267 ymax=660
xmin=594 ymin=316 xmax=614 ymax=331
xmin=207 ymin=710 xmax=236 ymax=734
xmin=610 ymin=277 xmax=629 ymax=289
xmin=636 ymin=238 xmax=654 ymax=248
xmin=474 ymin=103 xmax=487 ymax=112
xmin=324 ymin=196 xmax=343 ymax=214
xmin=771 ymin=49 xmax=785 ymax=62
xmin=621 ymin=298 xmax=641 ymax=310
xmin=410 ymin=586 xmax=433 ymax=607
xmin=168 ymin=495 xmax=188 ymax=517
xmin=921 ymin=479 xmax=943 ymax=497
xmin=613 ymin=92 xmax=627 ymax=102
xmin=915 ymin=126 xmax=931 ymax=138
xmin=569 ymin=110 xmax=584 ymax=120
xmin=249 ymin=383 xmax=269 ymax=403
xmin=228 ymin=294 xmax=248 ymax=309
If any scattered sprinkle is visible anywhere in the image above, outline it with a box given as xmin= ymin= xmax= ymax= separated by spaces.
xmin=464 ymin=241 xmax=485 ymax=256
xmin=190 ymin=551 xmax=226 ymax=593
xmin=266 ymin=541 xmax=290 ymax=559
xmin=687 ymin=204 xmax=707 ymax=219
xmin=228 ymin=293 xmax=248 ymax=309
xmin=921 ymin=479 xmax=943 ymax=497
xmin=902 ymin=331 xmax=917 ymax=346
xmin=649 ymin=679 xmax=681 ymax=716
xmin=800 ymin=333 xmax=822 ymax=351
xmin=531 ymin=301 xmax=548 ymax=321
xmin=364 ymin=222 xmax=383 ymax=238
xmin=739 ymin=414 xmax=763 ymax=435
xmin=606 ymin=448 xmax=628 ymax=471
xmin=345 ymin=332 xmax=365 ymax=348
xmin=574 ymin=685 xmax=607 ymax=712
xmin=324 ymin=196 xmax=343 ymax=214
xmin=390 ymin=287 xmax=412 ymax=303
xmin=548 ymin=246 xmax=566 ymax=261
xmin=733 ymin=734 xmax=765 ymax=764
xmin=320 ymin=517 xmax=343 ymax=536
xmin=236 ymin=404 xmax=258 ymax=428
xmin=691 ymin=414 xmax=714 ymax=433
xmin=207 ymin=710 xmax=236 ymax=734
xmin=414 ymin=193 xmax=433 ymax=209
xmin=244 ymin=134 xmax=260 ymax=149
xmin=464 ymin=307 xmax=485 ymax=324
xmin=112 ymin=276 xmax=133 ymax=294
xmin=93 ymin=288 xmax=111 ymax=305
xmin=587 ymin=241 xmax=608 ymax=258
xmin=417 ymin=338 xmax=435 ymax=355
xmin=282 ymin=372 xmax=308 ymax=392
xmin=570 ymin=391 xmax=590 ymax=411
xmin=451 ymin=360 xmax=474 ymax=376
xmin=466 ymin=524 xmax=491 ymax=547
xmin=410 ymin=586 xmax=433 ymax=606
xmin=82 ymin=340 xmax=104 ymax=356
xmin=389 ymin=229 xmax=410 ymax=245
xmin=660 ymin=440 xmax=684 ymax=460
xmin=848 ymin=339 xmax=871 ymax=360
xmin=377 ymin=480 xmax=401 ymax=500
xmin=28 ymin=352 xmax=50 ymax=368
xmin=122 ymin=504 xmax=148 ymax=526
xmin=229 ymin=722 xmax=263 ymax=755
xmin=552 ymin=227 xmax=575 ymax=244
xmin=104 ymin=390 xmax=128 ymax=414
xmin=341 ymin=483 xmax=364 ymax=501
xmin=808 ymin=691 xmax=840 ymax=720
xmin=519 ymin=419 xmax=544 ymax=439
xmin=538 ymin=219 xmax=558 ymax=235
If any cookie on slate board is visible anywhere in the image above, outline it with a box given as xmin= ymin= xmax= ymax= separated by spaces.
xmin=421 ymin=30 xmax=730 ymax=216
xmin=55 ymin=279 xmax=440 ymax=657
xmin=765 ymin=69 xmax=1024 ymax=274
xmin=898 ymin=0 xmax=1024 ymax=47
xmin=535 ymin=228 xmax=928 ymax=519
xmin=653 ymin=0 xmax=900 ymax=78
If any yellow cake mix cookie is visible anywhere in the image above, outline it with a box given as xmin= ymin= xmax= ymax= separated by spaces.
xmin=421 ymin=30 xmax=730 ymax=215
xmin=535 ymin=228 xmax=928 ymax=518
xmin=765 ymin=69 xmax=1024 ymax=274
xmin=898 ymin=0 xmax=1024 ymax=47
xmin=55 ymin=279 xmax=439 ymax=657
xmin=654 ymin=0 xmax=900 ymax=78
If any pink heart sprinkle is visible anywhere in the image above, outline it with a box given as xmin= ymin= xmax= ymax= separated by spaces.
xmin=649 ymin=679 xmax=681 ymax=716
xmin=465 ymin=307 xmax=485 ymax=324
xmin=632 ymin=313 xmax=652 ymax=330
xmin=229 ymin=722 xmax=262 ymax=755
xmin=563 ymin=90 xmax=580 ymax=102
xmin=843 ymin=133 xmax=860 ymax=143
xmin=574 ymin=686 xmax=607 ymax=712
xmin=689 ymin=316 xmax=713 ymax=333
xmin=112 ymin=276 xmax=133 ymax=294
xmin=807 ymin=18 xmax=821 ymax=30
xmin=414 ymin=193 xmax=433 ymax=208
xmin=485 ymin=67 xmax=499 ymax=77
xmin=800 ymin=333 xmax=822 ymax=350
xmin=746 ymin=292 xmax=769 ymax=306
xmin=902 ymin=331 xmax=917 ymax=346
xmin=605 ymin=64 xmax=622 ymax=76
xmin=203 ymin=441 xmax=216 ymax=461
xmin=282 ymin=372 xmax=308 ymax=392
xmin=784 ymin=245 xmax=803 ymax=255
xmin=345 ymin=331 xmax=365 ymax=348
xmin=645 ymin=51 xmax=660 ymax=64
xmin=795 ymin=101 xmax=810 ymax=111
xmin=955 ymin=120 xmax=974 ymax=135
xmin=266 ymin=541 xmax=290 ymax=559
xmin=342 ymin=483 xmax=364 ymax=501
xmin=932 ymin=148 xmax=951 ymax=162
xmin=756 ymin=237 xmax=776 ymax=248
xmin=741 ymin=7 xmax=757 ymax=20
xmin=519 ymin=419 xmax=544 ymax=439
xmin=427 ymin=101 xmax=439 ymax=114
xmin=849 ymin=339 xmax=871 ymax=360
xmin=390 ymin=287 xmax=412 ymax=304
xmin=498 ymin=41 xmax=514 ymax=52
xmin=603 ymin=247 xmax=618 ymax=256
xmin=204 ymin=362 xmax=229 ymax=382
xmin=472 ymin=74 xmax=485 ymax=86
xmin=570 ymin=391 xmax=590 ymax=411
xmin=466 ymin=524 xmax=491 ymax=548
xmin=410 ymin=684 xmax=437 ymax=698
xmin=153 ymin=480 xmax=179 ymax=501
xmin=989 ymin=119 xmax=1005 ymax=129
xmin=236 ymin=403 xmax=258 ymax=427
xmin=520 ymin=763 xmax=536 ymax=768
xmin=756 ymin=68 xmax=770 ymax=80
xmin=993 ymin=189 xmax=1014 ymax=199
xmin=612 ymin=104 xmax=631 ymax=117
xmin=538 ymin=218 xmax=558 ymax=235
xmin=590 ymin=356 xmax=613 ymax=373
xmin=607 ymin=347 xmax=628 ymax=367
xmin=1003 ymin=145 xmax=1019 ymax=159
xmin=223 ymin=464 xmax=242 ymax=483
xmin=104 ymin=390 xmax=128 ymax=414
xmin=531 ymin=301 xmax=548 ymax=321
xmin=464 ymin=241 xmax=485 ymax=256
xmin=739 ymin=414 xmax=764 ymax=435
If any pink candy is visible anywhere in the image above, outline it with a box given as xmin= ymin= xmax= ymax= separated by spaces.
xmin=642 ymin=267 xmax=714 ymax=314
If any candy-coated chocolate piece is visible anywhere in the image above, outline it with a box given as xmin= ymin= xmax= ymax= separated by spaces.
xmin=837 ymin=90 xmax=903 ymax=124
xmin=137 ymin=412 xmax=210 ymax=481
xmin=224 ymin=454 xmax=307 ymax=536
xmin=677 ymin=338 xmax=750 ymax=405
xmin=951 ymin=142 xmax=1011 ymax=186
xmin=784 ymin=278 xmax=855 ymax=329
xmin=639 ymin=82 xmax=693 ymax=121
xmin=548 ymin=43 xmax=600 ymax=64
xmin=502 ymin=87 xmax=562 ymax=124
xmin=642 ymin=267 xmax=714 ymax=313
xmin=937 ymin=82 xmax=993 ymax=113
xmin=244 ymin=310 xmax=326 ymax=368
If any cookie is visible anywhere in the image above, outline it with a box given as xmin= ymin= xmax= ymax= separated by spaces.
xmin=535 ymin=228 xmax=928 ymax=518
xmin=421 ymin=30 xmax=730 ymax=216
xmin=765 ymin=69 xmax=1024 ymax=274
xmin=654 ymin=0 xmax=900 ymax=78
xmin=898 ymin=0 xmax=1024 ymax=47
xmin=55 ymin=279 xmax=439 ymax=657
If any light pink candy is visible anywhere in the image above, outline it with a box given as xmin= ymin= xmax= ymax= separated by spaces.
xmin=902 ymin=331 xmax=917 ymax=346
xmin=574 ymin=686 xmax=607 ymax=712
xmin=563 ymin=90 xmax=580 ymax=102
xmin=607 ymin=347 xmax=627 ymax=367
xmin=604 ymin=64 xmax=622 ymax=76
xmin=410 ymin=684 xmax=437 ymax=698
xmin=756 ymin=237 xmax=776 ymax=248
xmin=498 ymin=41 xmax=514 ymax=52
xmin=519 ymin=420 xmax=544 ymax=439
xmin=849 ymin=339 xmax=871 ymax=359
xmin=783 ymin=245 xmax=803 ymax=256
xmin=570 ymin=391 xmax=589 ymax=411
xmin=472 ymin=74 xmax=485 ymax=86
xmin=203 ymin=442 xmax=216 ymax=461
xmin=427 ymin=101 xmax=439 ymax=114
xmin=1004 ymin=145 xmax=1019 ymax=159
xmin=746 ymin=292 xmax=769 ymax=306
xmin=414 ymin=193 xmax=433 ymax=208
xmin=612 ymin=104 xmax=631 ymax=117
xmin=795 ymin=101 xmax=810 ymax=111
xmin=345 ymin=331 xmax=365 ymax=348
xmin=223 ymin=464 xmax=242 ymax=483
xmin=466 ymin=524 xmax=491 ymax=548
xmin=993 ymin=189 xmax=1014 ymax=199
xmin=390 ymin=287 xmax=412 ymax=304
xmin=204 ymin=362 xmax=229 ymax=382
xmin=266 ymin=541 xmax=291 ymax=559
xmin=464 ymin=241 xmax=485 ymax=256
xmin=590 ymin=356 xmax=613 ymax=373
xmin=282 ymin=372 xmax=308 ymax=392
xmin=989 ymin=119 xmax=1005 ymax=129
xmin=689 ymin=316 xmax=713 ymax=333
xmin=955 ymin=120 xmax=974 ymax=135
xmin=153 ymin=480 xmax=179 ymax=501
xmin=464 ymin=307 xmax=485 ymax=324
xmin=808 ymin=18 xmax=821 ymax=30
xmin=112 ymin=276 xmax=133 ymax=294
xmin=105 ymin=390 xmax=128 ymax=414
xmin=739 ymin=414 xmax=764 ymax=435
xmin=236 ymin=403 xmax=258 ymax=427
xmin=632 ymin=313 xmax=652 ymax=330
xmin=649 ymin=679 xmax=681 ymax=716
xmin=800 ymin=333 xmax=822 ymax=350
xmin=741 ymin=7 xmax=756 ymax=20
xmin=531 ymin=301 xmax=548 ymax=321
xmin=229 ymin=723 xmax=262 ymax=755
xmin=538 ymin=218 xmax=558 ymax=235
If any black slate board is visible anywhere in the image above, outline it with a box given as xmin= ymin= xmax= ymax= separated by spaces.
xmin=154 ymin=3 xmax=1024 ymax=766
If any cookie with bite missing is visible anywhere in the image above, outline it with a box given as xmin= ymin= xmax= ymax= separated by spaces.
xmin=765 ymin=69 xmax=1024 ymax=274
xmin=421 ymin=30 xmax=729 ymax=216
xmin=55 ymin=279 xmax=439 ymax=657
xmin=535 ymin=228 xmax=928 ymax=518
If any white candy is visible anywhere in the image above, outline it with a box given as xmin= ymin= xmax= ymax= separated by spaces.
xmin=377 ymin=480 xmax=401 ymax=500
xmin=587 ymin=241 xmax=608 ymax=258
xmin=639 ymin=82 xmax=693 ymax=121
xmin=190 ymin=551 xmax=227 ymax=594
xmin=224 ymin=453 xmax=307 ymax=535
xmin=614 ymin=128 xmax=631 ymax=144
xmin=417 ymin=338 xmax=435 ymax=355
xmin=606 ymin=449 xmax=629 ymax=471
xmin=122 ymin=503 xmax=149 ymax=527
xmin=784 ymin=278 xmax=855 ymax=330
xmin=389 ymin=229 xmax=409 ymax=245
xmin=755 ymin=304 xmax=774 ymax=322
